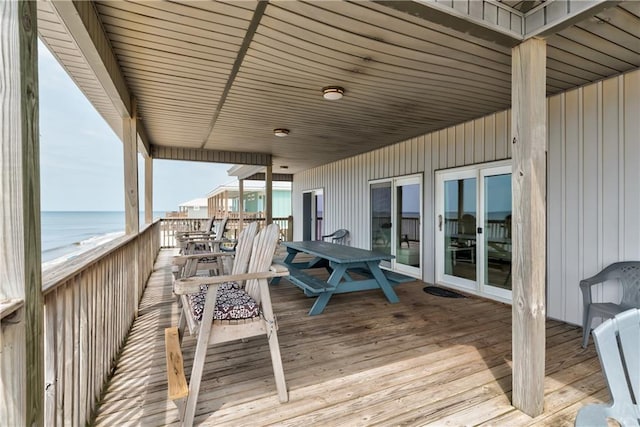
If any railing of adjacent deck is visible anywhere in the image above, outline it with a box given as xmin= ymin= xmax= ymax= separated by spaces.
xmin=41 ymin=220 xmax=161 ymax=426
xmin=159 ymin=216 xmax=293 ymax=247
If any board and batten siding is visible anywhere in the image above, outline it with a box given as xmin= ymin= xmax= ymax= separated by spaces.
xmin=293 ymin=68 xmax=639 ymax=326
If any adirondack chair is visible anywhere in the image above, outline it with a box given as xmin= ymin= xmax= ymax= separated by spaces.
xmin=168 ymin=223 xmax=289 ymax=426
xmin=580 ymin=261 xmax=640 ymax=348
xmin=575 ymin=308 xmax=640 ymax=426
xmin=177 ymin=217 xmax=229 ymax=254
xmin=322 ymin=229 xmax=349 ymax=245
xmin=173 ymin=217 xmax=230 ymax=278
xmin=176 ymin=222 xmax=258 ymax=338
xmin=175 ymin=216 xmax=215 ymax=246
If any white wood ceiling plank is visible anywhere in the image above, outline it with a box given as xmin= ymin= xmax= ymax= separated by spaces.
xmin=95 ymin=1 xmax=250 ymax=36
xmin=103 ymin=24 xmax=239 ymax=61
xmin=273 ymin=1 xmax=511 ymax=72
xmin=237 ymin=63 xmax=510 ymax=109
xmin=246 ymin=43 xmax=512 ymax=97
xmin=257 ymin=13 xmax=512 ymax=86
xmin=98 ymin=11 xmax=243 ymax=51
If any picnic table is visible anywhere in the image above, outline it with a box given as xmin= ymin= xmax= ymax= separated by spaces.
xmin=274 ymin=240 xmax=412 ymax=315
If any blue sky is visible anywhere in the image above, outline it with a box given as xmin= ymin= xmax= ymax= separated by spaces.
xmin=38 ymin=41 xmax=232 ymax=212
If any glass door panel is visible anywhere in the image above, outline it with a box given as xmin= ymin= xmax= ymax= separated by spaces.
xmin=443 ymin=177 xmax=477 ymax=283
xmin=371 ymin=176 xmax=422 ymax=276
xmin=482 ymin=171 xmax=512 ymax=297
xmin=394 ymin=177 xmax=422 ymax=277
xmin=371 ymin=182 xmax=392 ymax=268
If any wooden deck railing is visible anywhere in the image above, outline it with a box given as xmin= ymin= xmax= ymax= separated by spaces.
xmin=41 ymin=221 xmax=161 ymax=426
xmin=159 ymin=216 xmax=293 ymax=247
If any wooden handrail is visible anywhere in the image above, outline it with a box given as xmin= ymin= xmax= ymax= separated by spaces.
xmin=42 ymin=219 xmax=161 ymax=294
xmin=42 ymin=220 xmax=161 ymax=425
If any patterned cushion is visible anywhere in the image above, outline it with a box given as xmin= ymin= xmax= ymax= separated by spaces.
xmin=187 ymin=282 xmax=260 ymax=322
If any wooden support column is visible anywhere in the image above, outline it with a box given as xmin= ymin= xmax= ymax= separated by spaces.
xmin=511 ymin=37 xmax=547 ymax=417
xmin=0 ymin=1 xmax=43 ymax=424
xmin=265 ymin=165 xmax=273 ymax=225
xmin=123 ymin=105 xmax=139 ymax=235
xmin=123 ymin=102 xmax=140 ymax=312
xmin=144 ymin=156 xmax=153 ymax=224
xmin=238 ymin=179 xmax=245 ymax=232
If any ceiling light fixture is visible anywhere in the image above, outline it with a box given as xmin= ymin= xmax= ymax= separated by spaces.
xmin=273 ymin=128 xmax=289 ymax=137
xmin=322 ymin=86 xmax=345 ymax=100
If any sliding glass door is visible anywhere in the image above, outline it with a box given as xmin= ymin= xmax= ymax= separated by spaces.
xmin=436 ymin=162 xmax=512 ymax=302
xmin=370 ymin=175 xmax=422 ymax=278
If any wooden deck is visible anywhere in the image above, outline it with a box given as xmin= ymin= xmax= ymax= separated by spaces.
xmin=94 ymin=249 xmax=607 ymax=426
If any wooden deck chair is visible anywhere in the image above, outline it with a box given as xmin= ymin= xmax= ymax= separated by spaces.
xmin=178 ymin=217 xmax=229 ymax=254
xmin=176 ymin=222 xmax=258 ymax=338
xmin=173 ymin=218 xmax=230 ymax=279
xmin=175 ymin=217 xmax=215 ymax=249
xmin=170 ymin=223 xmax=289 ymax=426
xmin=575 ymin=308 xmax=640 ymax=426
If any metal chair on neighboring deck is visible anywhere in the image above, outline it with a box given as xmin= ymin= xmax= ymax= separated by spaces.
xmin=322 ymin=229 xmax=349 ymax=245
xmin=580 ymin=261 xmax=640 ymax=348
xmin=575 ymin=308 xmax=640 ymax=426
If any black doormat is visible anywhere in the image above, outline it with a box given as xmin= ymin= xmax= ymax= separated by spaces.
xmin=423 ymin=286 xmax=466 ymax=298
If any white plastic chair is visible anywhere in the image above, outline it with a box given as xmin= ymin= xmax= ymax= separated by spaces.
xmin=580 ymin=261 xmax=640 ymax=348
xmin=575 ymin=308 xmax=640 ymax=426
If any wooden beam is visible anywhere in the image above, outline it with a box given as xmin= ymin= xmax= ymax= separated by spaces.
xmin=145 ymin=156 xmax=153 ymax=224
xmin=0 ymin=1 xmax=43 ymax=424
xmin=201 ymin=1 xmax=267 ymax=149
xmin=376 ymin=0 xmax=523 ymax=47
xmin=137 ymin=118 xmax=151 ymax=159
xmin=151 ymin=145 xmax=271 ymax=166
xmin=49 ymin=0 xmax=131 ymax=117
xmin=265 ymin=165 xmax=273 ymax=225
xmin=511 ymin=37 xmax=547 ymax=417
xmin=524 ymin=0 xmax=618 ymax=38
xmin=245 ymin=172 xmax=293 ymax=182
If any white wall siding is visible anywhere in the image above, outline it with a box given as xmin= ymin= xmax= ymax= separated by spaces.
xmin=293 ymin=114 xmax=510 ymax=284
xmin=547 ymin=70 xmax=640 ymax=325
xmin=293 ymin=69 xmax=639 ymax=325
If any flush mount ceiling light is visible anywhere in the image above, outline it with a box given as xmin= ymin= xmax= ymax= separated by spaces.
xmin=273 ymin=128 xmax=289 ymax=137
xmin=322 ymin=86 xmax=345 ymax=100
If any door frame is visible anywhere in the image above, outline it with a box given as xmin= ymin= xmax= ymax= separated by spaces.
xmin=435 ymin=160 xmax=512 ymax=303
xmin=302 ymin=188 xmax=323 ymax=241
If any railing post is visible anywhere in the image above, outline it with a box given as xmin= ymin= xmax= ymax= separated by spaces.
xmin=0 ymin=1 xmax=43 ymax=424
xmin=287 ymin=216 xmax=294 ymax=241
xmin=266 ymin=165 xmax=273 ymax=225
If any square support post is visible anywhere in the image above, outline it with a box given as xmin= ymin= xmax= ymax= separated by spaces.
xmin=265 ymin=165 xmax=273 ymax=225
xmin=123 ymin=103 xmax=139 ymax=312
xmin=238 ymin=178 xmax=245 ymax=233
xmin=144 ymin=155 xmax=153 ymax=224
xmin=123 ymin=107 xmax=139 ymax=236
xmin=511 ymin=37 xmax=547 ymax=417
xmin=0 ymin=1 xmax=44 ymax=424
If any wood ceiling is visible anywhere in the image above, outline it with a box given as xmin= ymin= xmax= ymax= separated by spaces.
xmin=37 ymin=1 xmax=640 ymax=174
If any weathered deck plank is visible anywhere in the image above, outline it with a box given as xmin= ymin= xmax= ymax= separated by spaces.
xmin=94 ymin=249 xmax=605 ymax=426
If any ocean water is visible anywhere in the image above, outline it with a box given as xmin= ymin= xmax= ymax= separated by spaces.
xmin=41 ymin=211 xmax=163 ymax=269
